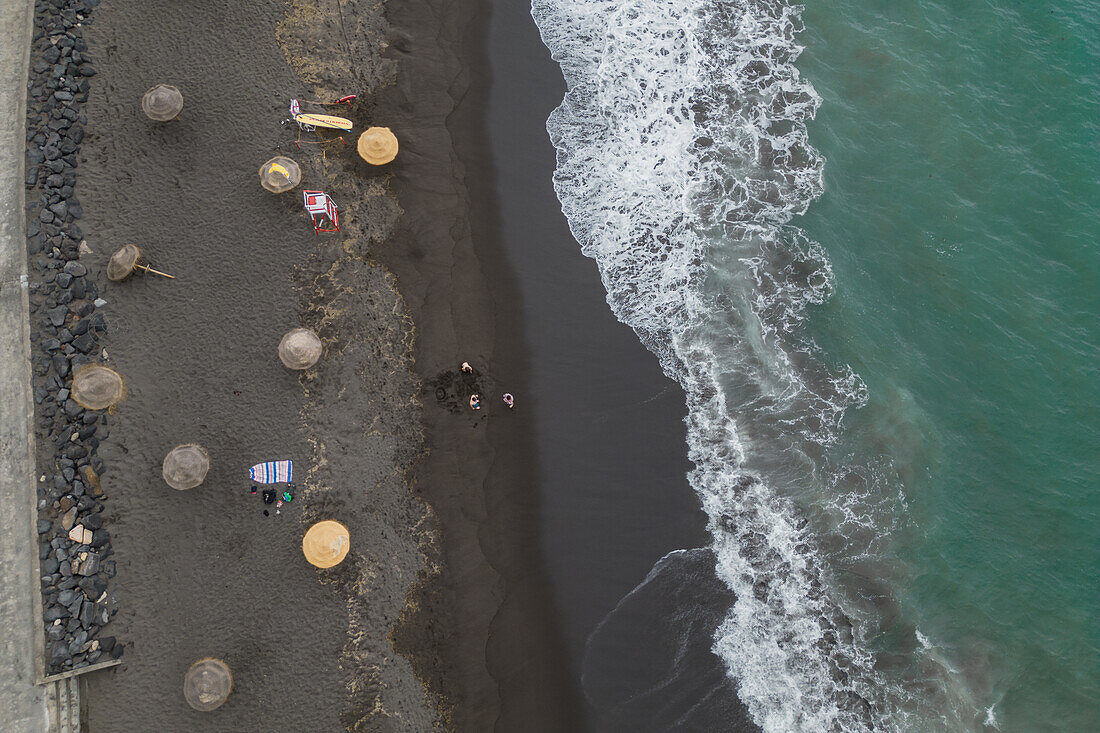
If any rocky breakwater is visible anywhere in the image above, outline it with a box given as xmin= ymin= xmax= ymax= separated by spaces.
xmin=23 ymin=0 xmax=123 ymax=676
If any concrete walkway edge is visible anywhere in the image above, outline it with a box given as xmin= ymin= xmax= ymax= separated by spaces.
xmin=0 ymin=0 xmax=62 ymax=730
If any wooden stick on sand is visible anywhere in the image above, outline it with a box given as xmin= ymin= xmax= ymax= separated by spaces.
xmin=137 ymin=264 xmax=176 ymax=279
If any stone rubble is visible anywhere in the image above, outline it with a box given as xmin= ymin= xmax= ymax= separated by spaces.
xmin=24 ymin=0 xmax=124 ymax=675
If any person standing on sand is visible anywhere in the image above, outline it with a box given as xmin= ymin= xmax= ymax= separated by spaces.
xmin=470 ymin=394 xmax=481 ymax=410
xmin=461 ymin=362 xmax=473 ymax=374
xmin=503 ymin=393 xmax=514 ymax=409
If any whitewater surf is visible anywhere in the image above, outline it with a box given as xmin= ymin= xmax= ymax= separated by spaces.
xmin=530 ymin=0 xmax=989 ymax=729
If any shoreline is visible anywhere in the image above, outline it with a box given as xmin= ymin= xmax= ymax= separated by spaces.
xmin=21 ymin=0 xmax=122 ymax=681
xmin=17 ymin=0 xmax=738 ymax=729
xmin=473 ymin=2 xmax=735 ymax=729
xmin=379 ymin=0 xmax=749 ymax=729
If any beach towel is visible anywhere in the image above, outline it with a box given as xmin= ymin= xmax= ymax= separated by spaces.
xmin=249 ymin=460 xmax=293 ymax=484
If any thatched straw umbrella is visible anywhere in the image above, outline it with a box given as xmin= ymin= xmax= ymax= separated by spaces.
xmin=278 ymin=328 xmax=322 ymax=370
xmin=106 ymin=244 xmax=142 ymax=281
xmin=162 ymin=444 xmax=210 ymax=491
xmin=258 ymin=156 xmax=302 ymax=193
xmin=183 ymin=658 xmax=232 ymax=711
xmin=357 ymin=127 xmax=398 ymax=165
xmin=141 ymin=84 xmax=184 ymax=121
xmin=302 ymin=520 xmax=350 ymax=568
xmin=71 ymin=365 xmax=125 ymax=410
xmin=106 ymin=244 xmax=174 ymax=282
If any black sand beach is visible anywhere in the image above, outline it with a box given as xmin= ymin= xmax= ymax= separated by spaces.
xmin=25 ymin=0 xmax=754 ymax=728
xmin=385 ymin=0 xmax=746 ymax=729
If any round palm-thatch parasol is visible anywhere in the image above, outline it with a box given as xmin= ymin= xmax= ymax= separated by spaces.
xmin=162 ymin=444 xmax=210 ymax=491
xmin=258 ymin=156 xmax=302 ymax=193
xmin=357 ymin=127 xmax=398 ymax=165
xmin=70 ymin=365 xmax=125 ymax=410
xmin=107 ymin=244 xmax=174 ymax=282
xmin=302 ymin=520 xmax=350 ymax=568
xmin=106 ymin=244 xmax=142 ymax=281
xmin=141 ymin=84 xmax=184 ymax=121
xmin=278 ymin=328 xmax=323 ymax=369
xmin=183 ymin=657 xmax=232 ymax=711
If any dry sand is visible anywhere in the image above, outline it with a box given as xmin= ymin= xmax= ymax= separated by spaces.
xmin=66 ymin=0 xmax=588 ymax=728
xmin=78 ymin=0 xmax=437 ymax=730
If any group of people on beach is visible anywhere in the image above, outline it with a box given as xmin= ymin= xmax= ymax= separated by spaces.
xmin=462 ymin=361 xmax=514 ymax=411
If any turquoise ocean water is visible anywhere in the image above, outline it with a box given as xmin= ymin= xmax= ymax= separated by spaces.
xmin=799 ymin=2 xmax=1098 ymax=729
xmin=532 ymin=0 xmax=1097 ymax=728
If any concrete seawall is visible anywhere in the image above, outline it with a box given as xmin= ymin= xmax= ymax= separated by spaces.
xmin=0 ymin=0 xmax=54 ymax=729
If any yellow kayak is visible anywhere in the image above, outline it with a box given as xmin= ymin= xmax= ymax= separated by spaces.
xmin=294 ymin=113 xmax=353 ymax=131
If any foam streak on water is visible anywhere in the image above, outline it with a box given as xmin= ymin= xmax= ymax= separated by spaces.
xmin=530 ymin=0 xmax=925 ymax=729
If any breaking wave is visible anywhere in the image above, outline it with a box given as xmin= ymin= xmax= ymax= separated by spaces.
xmin=530 ymin=0 xmax=980 ymax=729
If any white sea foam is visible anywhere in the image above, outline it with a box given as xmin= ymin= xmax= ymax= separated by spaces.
xmin=530 ymin=0 xmax=912 ymax=729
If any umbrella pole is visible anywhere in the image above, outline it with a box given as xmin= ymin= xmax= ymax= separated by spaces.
xmin=137 ymin=264 xmax=176 ymax=279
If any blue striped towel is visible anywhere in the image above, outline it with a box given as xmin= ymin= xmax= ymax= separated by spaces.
xmin=249 ymin=460 xmax=293 ymax=484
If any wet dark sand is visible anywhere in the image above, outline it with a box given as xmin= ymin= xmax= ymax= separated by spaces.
xmin=469 ymin=1 xmax=755 ymax=730
xmin=71 ymin=0 xmax=753 ymax=729
xmin=383 ymin=0 xmax=750 ymax=730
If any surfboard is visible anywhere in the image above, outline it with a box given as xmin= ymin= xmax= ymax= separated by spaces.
xmin=294 ymin=113 xmax=353 ymax=131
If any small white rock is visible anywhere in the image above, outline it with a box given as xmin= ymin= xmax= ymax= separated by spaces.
xmin=79 ymin=240 xmax=93 ymax=255
xmin=93 ymin=298 xmax=106 ymax=308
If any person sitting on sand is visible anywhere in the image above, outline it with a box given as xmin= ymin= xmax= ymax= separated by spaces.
xmin=469 ymin=394 xmax=481 ymax=410
xmin=503 ymin=393 xmax=514 ymax=409
xmin=461 ymin=361 xmax=473 ymax=374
